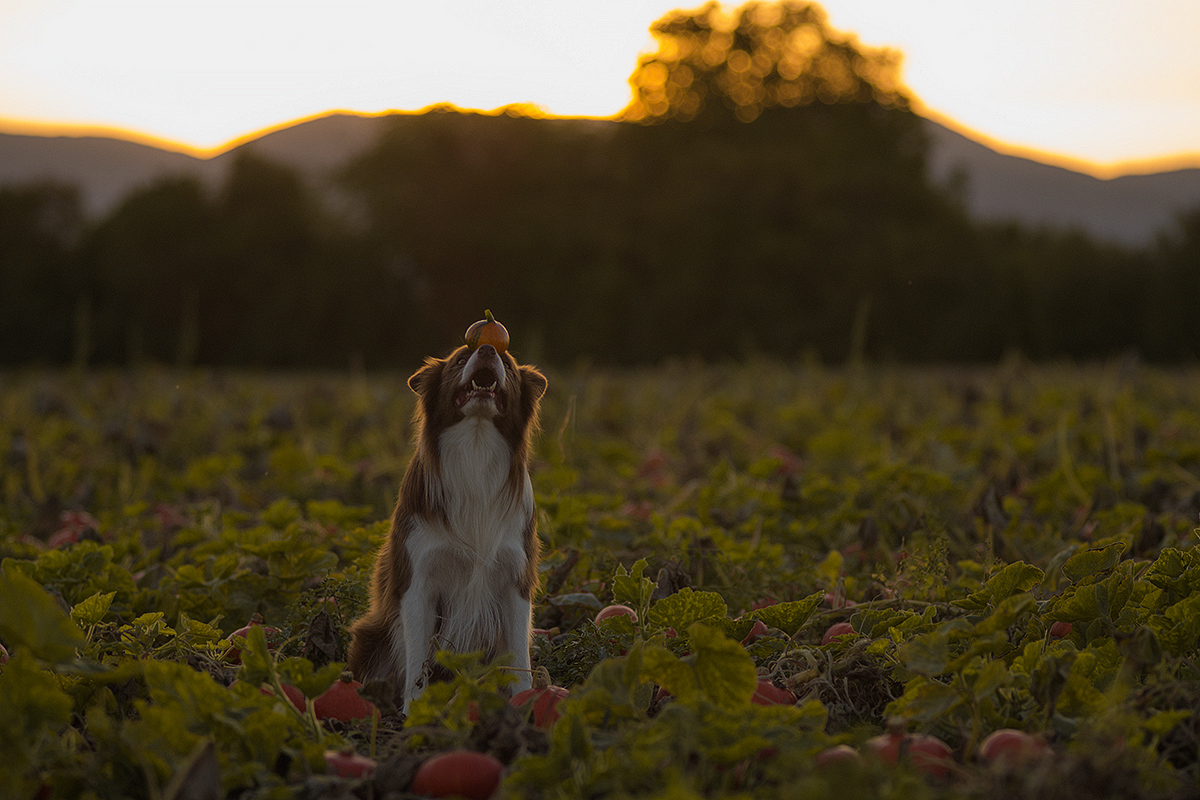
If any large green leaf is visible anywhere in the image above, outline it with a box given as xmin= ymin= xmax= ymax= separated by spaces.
xmin=900 ymin=628 xmax=952 ymax=676
xmin=0 ymin=568 xmax=85 ymax=664
xmin=687 ymin=623 xmax=758 ymax=709
xmin=1049 ymin=562 xmax=1135 ymax=625
xmin=235 ymin=624 xmax=276 ymax=687
xmin=1061 ymin=543 xmax=1125 ymax=583
xmin=641 ymin=624 xmax=757 ymax=710
xmin=1142 ymin=547 xmax=1200 ymax=603
xmin=71 ymin=591 xmax=116 ymax=628
xmin=851 ymin=606 xmax=924 ymax=639
xmin=640 ymin=644 xmax=701 ymax=704
xmin=972 ymin=592 xmax=1038 ymax=635
xmin=0 ymin=649 xmax=75 ymax=795
xmin=1147 ymin=592 xmax=1200 ymax=656
xmin=747 ymin=592 xmax=823 ymax=637
xmin=953 ymin=562 xmax=1045 ymax=610
xmin=886 ymin=675 xmax=961 ymax=725
xmin=646 ymin=588 xmax=727 ymax=632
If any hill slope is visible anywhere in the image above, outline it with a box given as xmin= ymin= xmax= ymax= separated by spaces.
xmin=2 ymin=112 xmax=1198 ymax=245
xmin=923 ymin=122 xmax=1200 ymax=245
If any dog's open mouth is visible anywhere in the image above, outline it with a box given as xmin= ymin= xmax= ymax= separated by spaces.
xmin=455 ymin=366 xmax=506 ymax=411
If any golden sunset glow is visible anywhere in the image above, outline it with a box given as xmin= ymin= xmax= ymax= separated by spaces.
xmin=1 ymin=0 xmax=1198 ymax=174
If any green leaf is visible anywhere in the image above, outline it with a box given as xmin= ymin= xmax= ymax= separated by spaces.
xmin=747 ymin=592 xmax=823 ymax=637
xmin=713 ymin=617 xmax=757 ymax=643
xmin=1143 ymin=709 xmax=1191 ymax=739
xmin=1147 ymin=592 xmax=1200 ymax=656
xmin=612 ymin=559 xmax=655 ymax=617
xmin=1048 ymin=561 xmax=1135 ymax=625
xmin=815 ymin=550 xmax=844 ymax=587
xmin=595 ymin=613 xmax=637 ymax=641
xmin=972 ymin=592 xmax=1037 ymax=635
xmin=646 ymin=589 xmax=727 ymax=632
xmin=851 ymin=607 xmax=922 ymax=639
xmin=948 ymin=631 xmax=1012 ymax=674
xmin=0 ymin=648 xmax=74 ymax=789
xmin=1057 ymin=643 xmax=1120 ymax=716
xmin=261 ymin=498 xmax=302 ymax=529
xmin=1142 ymin=547 xmax=1200 ymax=602
xmin=71 ymin=591 xmax=116 ymax=627
xmin=641 ymin=644 xmax=700 ymax=704
xmin=566 ymin=712 xmax=592 ymax=760
xmin=887 ymin=675 xmax=961 ymax=725
xmin=686 ymin=623 xmax=757 ymax=709
xmin=793 ymin=697 xmax=829 ymax=730
xmin=0 ymin=568 xmax=85 ymax=664
xmin=1049 ymin=583 xmax=1103 ymax=623
xmin=899 ymin=628 xmax=951 ymax=676
xmin=236 ymin=624 xmax=276 ymax=687
xmin=279 ymin=659 xmax=344 ymax=699
xmin=177 ymin=614 xmax=224 ymax=645
xmin=1062 ymin=543 xmax=1125 ymax=583
xmin=642 ymin=624 xmax=757 ymax=709
xmin=970 ymin=658 xmax=1010 ymax=701
xmin=953 ymin=562 xmax=1045 ymax=610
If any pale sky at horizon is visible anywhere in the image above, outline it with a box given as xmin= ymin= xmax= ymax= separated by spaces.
xmin=1 ymin=0 xmax=1198 ymax=175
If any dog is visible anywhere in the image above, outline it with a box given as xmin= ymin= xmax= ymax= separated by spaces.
xmin=347 ymin=342 xmax=547 ymax=711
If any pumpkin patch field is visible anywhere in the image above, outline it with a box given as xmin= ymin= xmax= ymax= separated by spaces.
xmin=1 ymin=360 xmax=1199 ymax=799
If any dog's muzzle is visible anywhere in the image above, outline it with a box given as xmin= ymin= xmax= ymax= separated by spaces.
xmin=455 ymin=345 xmax=507 ymax=410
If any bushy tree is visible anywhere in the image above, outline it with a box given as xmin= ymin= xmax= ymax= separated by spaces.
xmin=624 ymin=0 xmax=907 ymax=125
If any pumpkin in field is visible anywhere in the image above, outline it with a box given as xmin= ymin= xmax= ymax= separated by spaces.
xmin=510 ymin=667 xmax=569 ymax=728
xmin=864 ymin=718 xmax=955 ymax=778
xmin=465 ymin=310 xmax=509 ymax=354
xmin=410 ymin=750 xmax=504 ymax=799
xmin=313 ymin=675 xmax=376 ymax=721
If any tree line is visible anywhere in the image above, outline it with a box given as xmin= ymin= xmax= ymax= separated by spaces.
xmin=2 ymin=1 xmax=1198 ymax=369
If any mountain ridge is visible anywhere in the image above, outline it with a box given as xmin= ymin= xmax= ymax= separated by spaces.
xmin=3 ymin=110 xmax=1199 ymax=246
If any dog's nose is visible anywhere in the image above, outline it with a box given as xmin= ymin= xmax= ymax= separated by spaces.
xmin=477 ymin=344 xmax=496 ymax=356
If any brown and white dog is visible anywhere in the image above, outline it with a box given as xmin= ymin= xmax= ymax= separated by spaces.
xmin=347 ymin=342 xmax=547 ymax=711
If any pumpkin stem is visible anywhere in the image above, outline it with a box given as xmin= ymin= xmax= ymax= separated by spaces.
xmin=484 ymin=309 xmax=495 ymax=323
xmin=532 ymin=666 xmax=552 ymax=689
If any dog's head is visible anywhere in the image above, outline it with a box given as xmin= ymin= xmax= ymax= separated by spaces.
xmin=408 ymin=344 xmax=547 ymax=437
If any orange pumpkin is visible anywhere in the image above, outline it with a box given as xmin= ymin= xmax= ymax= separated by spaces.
xmin=464 ymin=309 xmax=509 ymax=354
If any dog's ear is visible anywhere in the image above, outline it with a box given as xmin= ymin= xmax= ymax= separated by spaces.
xmin=520 ymin=365 xmax=548 ymax=402
xmin=408 ymin=358 xmax=442 ymax=396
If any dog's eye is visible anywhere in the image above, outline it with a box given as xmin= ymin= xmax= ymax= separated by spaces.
xmin=456 ymin=355 xmax=468 ymax=366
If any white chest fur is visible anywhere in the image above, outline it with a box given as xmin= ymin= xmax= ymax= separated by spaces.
xmin=433 ymin=417 xmax=529 ymax=550
xmin=402 ymin=417 xmax=534 ymax=664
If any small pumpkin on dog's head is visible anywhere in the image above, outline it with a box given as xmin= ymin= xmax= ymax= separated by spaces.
xmin=464 ymin=309 xmax=509 ymax=354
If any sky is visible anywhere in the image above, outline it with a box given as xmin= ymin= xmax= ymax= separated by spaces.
xmin=1 ymin=0 xmax=1198 ymax=176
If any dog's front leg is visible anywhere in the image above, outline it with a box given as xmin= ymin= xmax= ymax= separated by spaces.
xmin=502 ymin=591 xmax=534 ymax=695
xmin=400 ymin=582 xmax=438 ymax=713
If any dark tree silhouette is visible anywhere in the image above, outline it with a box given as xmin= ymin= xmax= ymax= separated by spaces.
xmin=80 ymin=176 xmax=213 ymax=365
xmin=0 ymin=183 xmax=85 ymax=363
